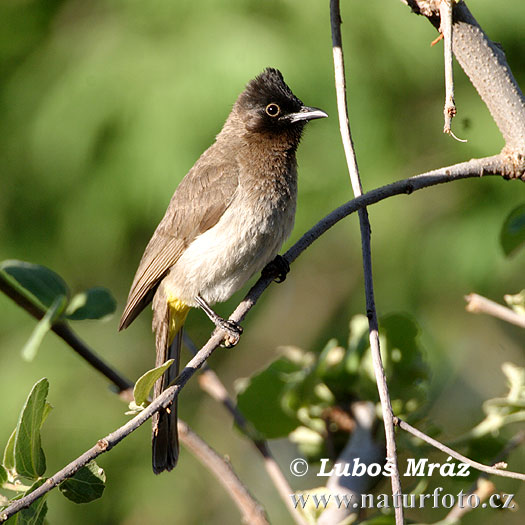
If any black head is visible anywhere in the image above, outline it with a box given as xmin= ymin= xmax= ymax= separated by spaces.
xmin=236 ymin=68 xmax=327 ymax=135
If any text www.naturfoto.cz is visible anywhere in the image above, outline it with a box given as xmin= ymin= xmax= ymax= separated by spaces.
xmin=290 ymin=489 xmax=516 ymax=511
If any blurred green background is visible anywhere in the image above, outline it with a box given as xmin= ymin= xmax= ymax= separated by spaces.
xmin=1 ymin=0 xmax=524 ymax=523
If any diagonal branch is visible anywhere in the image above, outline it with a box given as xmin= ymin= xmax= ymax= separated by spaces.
xmin=185 ymin=334 xmax=309 ymax=525
xmin=178 ymin=420 xmax=269 ymax=525
xmin=1 ymin=157 xmax=519 ymax=521
xmin=394 ymin=417 xmax=525 ymax=481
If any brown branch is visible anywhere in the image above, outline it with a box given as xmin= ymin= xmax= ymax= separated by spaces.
xmin=185 ymin=334 xmax=308 ymax=525
xmin=330 ymin=2 xmax=404 ymax=522
xmin=1 ymin=159 xmax=519 ymax=521
xmin=178 ymin=420 xmax=269 ymax=525
xmin=465 ymin=293 xmax=525 ymax=328
xmin=394 ymin=418 xmax=525 ymax=481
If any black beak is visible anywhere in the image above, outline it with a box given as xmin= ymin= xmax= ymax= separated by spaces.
xmin=288 ymin=106 xmax=328 ymax=124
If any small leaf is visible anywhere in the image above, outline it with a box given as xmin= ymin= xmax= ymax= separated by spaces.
xmin=3 ymin=428 xmax=16 ymax=472
xmin=66 ymin=288 xmax=117 ymax=321
xmin=500 ymin=204 xmax=525 ymax=256
xmin=21 ymin=296 xmax=67 ymax=362
xmin=11 ymin=479 xmax=48 ymax=525
xmin=0 ymin=260 xmax=69 ymax=312
xmin=59 ymin=461 xmax=106 ymax=503
xmin=0 ymin=464 xmax=7 ymax=485
xmin=132 ymin=360 xmax=175 ymax=408
xmin=14 ymin=379 xmax=49 ymax=479
xmin=236 ymin=357 xmax=302 ymax=439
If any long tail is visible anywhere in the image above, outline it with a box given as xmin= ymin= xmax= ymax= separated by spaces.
xmin=152 ymin=294 xmax=189 ymax=474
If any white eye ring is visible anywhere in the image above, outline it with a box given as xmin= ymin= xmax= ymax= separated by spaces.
xmin=265 ymin=103 xmax=281 ymax=117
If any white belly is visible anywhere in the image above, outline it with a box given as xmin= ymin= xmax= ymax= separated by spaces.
xmin=163 ymin=194 xmax=296 ymax=306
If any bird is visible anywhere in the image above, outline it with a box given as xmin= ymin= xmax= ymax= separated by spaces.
xmin=119 ymin=67 xmax=327 ymax=474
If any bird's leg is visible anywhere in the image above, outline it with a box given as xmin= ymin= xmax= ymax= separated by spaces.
xmin=195 ymin=295 xmax=243 ymax=347
xmin=261 ymin=254 xmax=290 ymax=283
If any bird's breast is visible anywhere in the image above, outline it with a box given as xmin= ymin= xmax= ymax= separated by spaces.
xmin=163 ymin=165 xmax=297 ymax=306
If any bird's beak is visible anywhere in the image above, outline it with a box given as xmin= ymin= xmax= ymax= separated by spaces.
xmin=288 ymin=106 xmax=328 ymax=123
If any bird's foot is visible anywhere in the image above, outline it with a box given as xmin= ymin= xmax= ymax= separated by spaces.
xmin=213 ymin=319 xmax=243 ymax=347
xmin=262 ymin=255 xmax=290 ymax=283
xmin=195 ymin=294 xmax=243 ymax=347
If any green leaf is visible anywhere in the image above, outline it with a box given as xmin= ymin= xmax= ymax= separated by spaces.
xmin=500 ymin=204 xmax=525 ymax=256
xmin=0 ymin=464 xmax=7 ymax=485
xmin=59 ymin=461 xmax=106 ymax=503
xmin=14 ymin=379 xmax=49 ymax=479
xmin=9 ymin=479 xmax=48 ymax=525
xmin=132 ymin=360 xmax=175 ymax=408
xmin=236 ymin=357 xmax=302 ymax=439
xmin=65 ymin=287 xmax=117 ymax=321
xmin=3 ymin=429 xmax=16 ymax=471
xmin=0 ymin=260 xmax=69 ymax=312
xmin=21 ymin=296 xmax=67 ymax=362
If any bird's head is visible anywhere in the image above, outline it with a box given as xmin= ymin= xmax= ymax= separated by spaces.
xmin=235 ymin=68 xmax=327 ymax=136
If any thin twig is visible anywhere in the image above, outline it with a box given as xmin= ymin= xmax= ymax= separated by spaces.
xmin=0 ymin=158 xmax=518 ymax=520
xmin=445 ymin=431 xmax=525 ymax=522
xmin=402 ymin=0 xmax=525 ymax=153
xmin=465 ymin=293 xmax=525 ymax=328
xmin=394 ymin=417 xmax=525 ymax=481
xmin=185 ymin=334 xmax=308 ymax=525
xmin=439 ymin=0 xmax=465 ymax=141
xmin=0 ymin=273 xmax=133 ymax=395
xmin=329 ymin=2 xmax=404 ymax=523
xmin=178 ymin=420 xmax=269 ymax=525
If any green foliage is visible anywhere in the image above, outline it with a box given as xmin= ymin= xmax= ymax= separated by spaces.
xmin=236 ymin=313 xmax=431 ymax=459
xmin=500 ymin=204 xmax=525 ymax=256
xmin=59 ymin=462 xmax=106 ymax=504
xmin=0 ymin=260 xmax=116 ymax=361
xmin=13 ymin=379 xmax=49 ymax=479
xmin=1 ymin=379 xmax=106 ymax=517
xmin=128 ymin=359 xmax=175 ymax=413
xmin=237 ymin=355 xmax=306 ymax=438
xmin=65 ymin=288 xmax=117 ymax=321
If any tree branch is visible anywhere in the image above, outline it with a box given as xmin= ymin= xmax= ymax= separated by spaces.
xmin=185 ymin=334 xmax=309 ymax=525
xmin=394 ymin=417 xmax=525 ymax=481
xmin=1 ymin=158 xmax=519 ymax=521
xmin=465 ymin=293 xmax=525 ymax=329
xmin=330 ymin=1 xmax=404 ymax=523
xmin=177 ymin=420 xmax=269 ymax=525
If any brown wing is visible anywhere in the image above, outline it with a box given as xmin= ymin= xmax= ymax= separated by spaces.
xmin=119 ymin=148 xmax=239 ymax=330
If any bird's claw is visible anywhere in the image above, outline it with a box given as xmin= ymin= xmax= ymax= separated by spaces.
xmin=214 ymin=319 xmax=243 ymax=347
xmin=262 ymin=255 xmax=290 ymax=283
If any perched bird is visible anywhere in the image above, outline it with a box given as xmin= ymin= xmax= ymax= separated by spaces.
xmin=119 ymin=68 xmax=327 ymax=474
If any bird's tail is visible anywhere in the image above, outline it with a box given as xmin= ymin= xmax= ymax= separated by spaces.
xmin=152 ymin=295 xmax=189 ymax=474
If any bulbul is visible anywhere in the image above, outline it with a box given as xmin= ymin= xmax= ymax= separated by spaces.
xmin=119 ymin=68 xmax=327 ymax=474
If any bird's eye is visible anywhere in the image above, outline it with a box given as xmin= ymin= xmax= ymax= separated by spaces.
xmin=265 ymin=103 xmax=281 ymax=117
